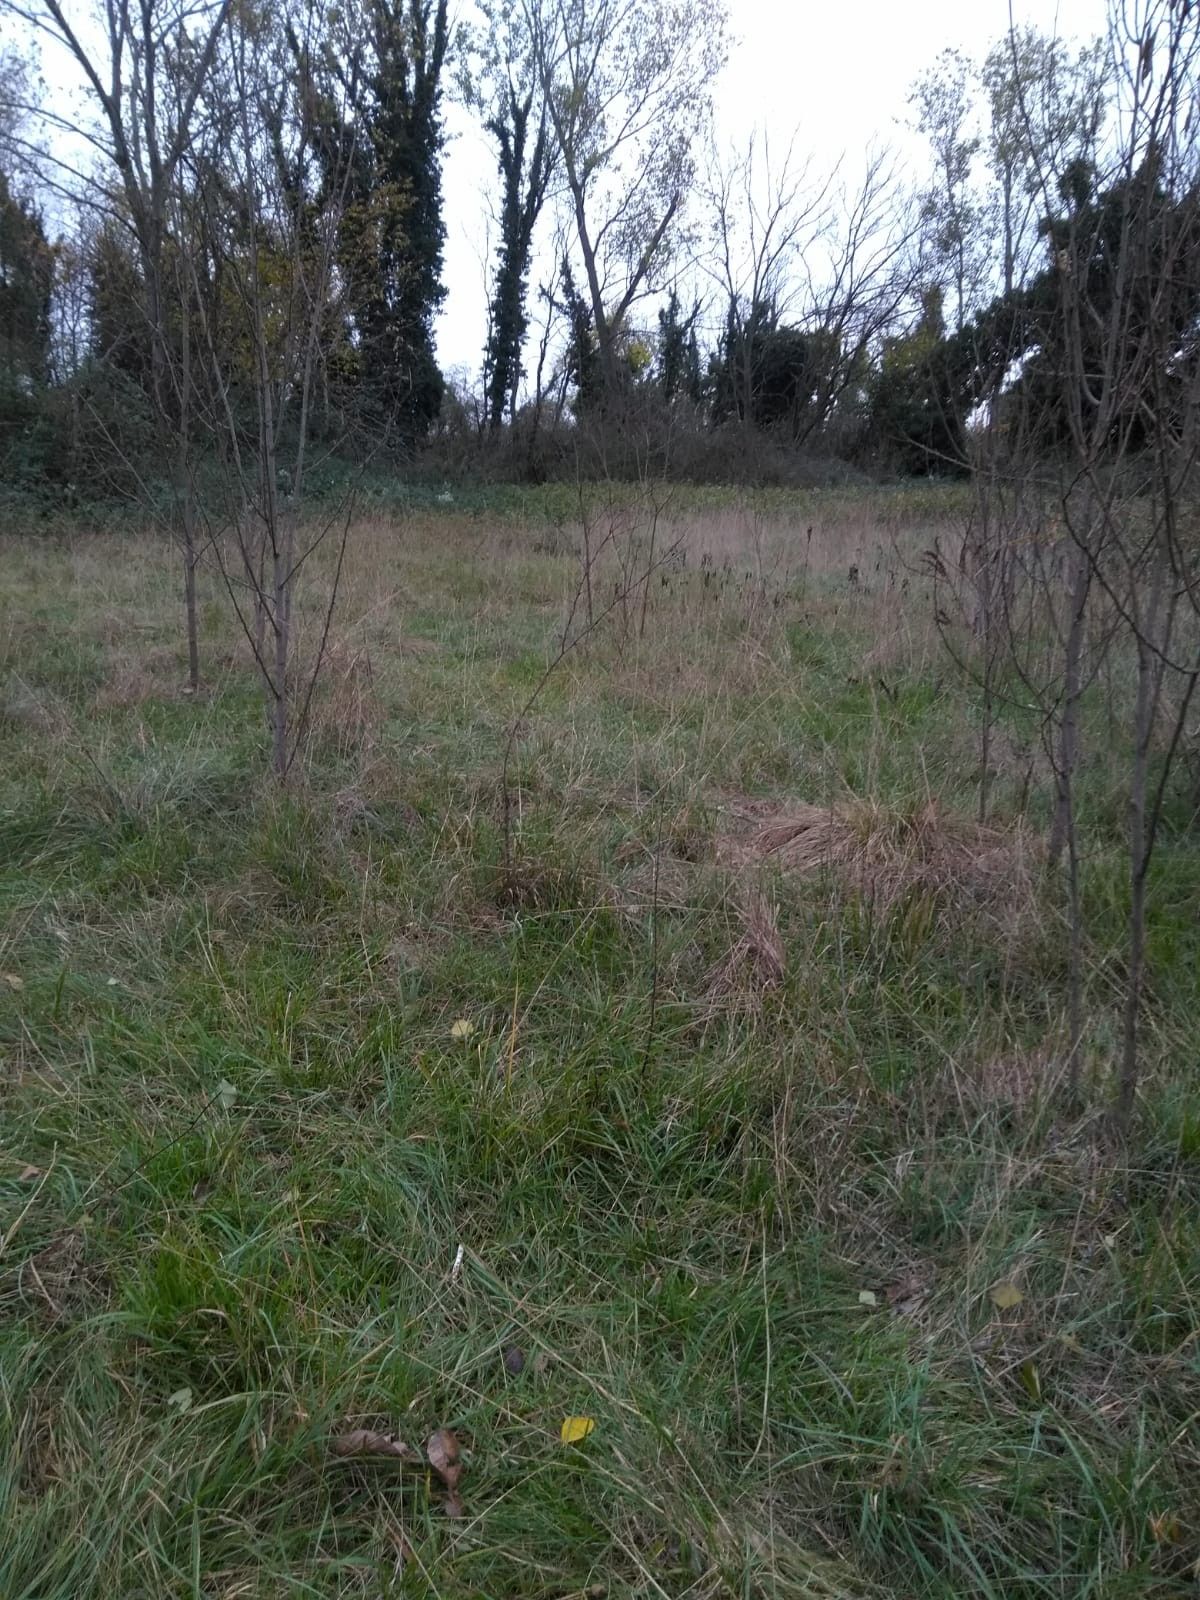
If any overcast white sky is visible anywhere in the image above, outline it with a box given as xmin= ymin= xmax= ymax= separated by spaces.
xmin=435 ymin=0 xmax=1110 ymax=377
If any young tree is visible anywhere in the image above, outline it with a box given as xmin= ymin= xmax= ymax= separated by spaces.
xmin=191 ymin=0 xmax=356 ymax=777
xmin=936 ymin=0 xmax=1200 ymax=1129
xmin=2 ymin=0 xmax=232 ymax=688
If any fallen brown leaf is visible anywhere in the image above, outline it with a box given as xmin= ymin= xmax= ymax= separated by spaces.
xmin=426 ymin=1427 xmax=462 ymax=1488
xmin=330 ymin=1429 xmax=421 ymax=1464
xmin=426 ymin=1427 xmax=465 ymax=1516
xmin=503 ymin=1344 xmax=525 ymax=1375
xmin=443 ymin=1487 xmax=465 ymax=1519
xmin=18 ymin=1164 xmax=42 ymax=1182
xmin=883 ymin=1273 xmax=931 ymax=1317
xmin=387 ymin=1527 xmax=416 ymax=1567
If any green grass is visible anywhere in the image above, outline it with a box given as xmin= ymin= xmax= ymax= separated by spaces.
xmin=2 ymin=497 xmax=1199 ymax=1598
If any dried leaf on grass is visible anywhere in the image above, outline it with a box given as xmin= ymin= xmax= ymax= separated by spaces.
xmin=990 ymin=1281 xmax=1025 ymax=1311
xmin=503 ymin=1344 xmax=526 ymax=1375
xmin=427 ymin=1427 xmax=465 ymax=1517
xmin=883 ymin=1272 xmax=932 ymax=1317
xmin=560 ymin=1416 xmax=596 ymax=1443
xmin=1150 ymin=1511 xmax=1184 ymax=1545
xmin=330 ymin=1429 xmax=422 ymax=1464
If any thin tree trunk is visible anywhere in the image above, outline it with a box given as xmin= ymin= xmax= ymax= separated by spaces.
xmin=1049 ymin=543 xmax=1090 ymax=867
xmin=1065 ymin=796 xmax=1084 ymax=1103
xmin=1116 ymin=628 xmax=1157 ymax=1133
xmin=638 ymin=500 xmax=659 ymax=641
xmin=179 ymin=297 xmax=200 ymax=691
xmin=258 ymin=353 xmax=288 ymax=778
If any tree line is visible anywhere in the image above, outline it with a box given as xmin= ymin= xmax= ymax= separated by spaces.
xmin=2 ymin=0 xmax=1194 ymax=496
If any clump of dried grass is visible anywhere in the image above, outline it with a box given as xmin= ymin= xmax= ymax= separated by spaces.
xmin=1 ymin=676 xmax=61 ymax=735
xmin=947 ymin=1046 xmax=1059 ymax=1116
xmin=93 ymin=645 xmax=183 ymax=709
xmin=718 ymin=794 xmax=1040 ymax=931
xmin=304 ymin=638 xmax=382 ymax=761
xmin=703 ymin=888 xmax=786 ymax=1002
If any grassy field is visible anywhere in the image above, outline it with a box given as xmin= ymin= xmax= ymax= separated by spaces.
xmin=2 ymin=486 xmax=1199 ymax=1599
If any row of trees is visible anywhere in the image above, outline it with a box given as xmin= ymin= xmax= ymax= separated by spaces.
xmin=1 ymin=0 xmax=1172 ymax=489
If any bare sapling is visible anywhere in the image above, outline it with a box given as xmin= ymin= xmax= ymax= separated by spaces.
xmin=189 ymin=0 xmax=357 ymax=778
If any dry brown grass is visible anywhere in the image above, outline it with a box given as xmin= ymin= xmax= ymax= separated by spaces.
xmin=93 ymin=644 xmax=186 ymax=709
xmin=302 ymin=636 xmax=385 ymax=761
xmin=717 ymin=794 xmax=1040 ymax=926
xmin=949 ymin=1047 xmax=1057 ymax=1114
xmin=703 ymin=888 xmax=786 ymax=1002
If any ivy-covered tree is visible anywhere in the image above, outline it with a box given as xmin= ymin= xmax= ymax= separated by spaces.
xmin=657 ymin=287 xmax=702 ymax=406
xmin=0 ymin=171 xmax=52 ymax=390
xmin=461 ymin=0 xmax=556 ymax=432
xmin=709 ymin=294 xmax=845 ymax=441
xmin=557 ymin=257 xmax=601 ymax=413
xmin=867 ymin=286 xmax=968 ymax=474
xmin=1001 ymin=157 xmax=1200 ymax=456
xmin=368 ymin=0 xmax=449 ymax=433
xmin=481 ymin=84 xmax=552 ymax=430
xmin=0 ymin=168 xmax=55 ymax=489
xmin=313 ymin=0 xmax=450 ymax=437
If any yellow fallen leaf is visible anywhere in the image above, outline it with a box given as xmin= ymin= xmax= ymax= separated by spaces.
xmin=990 ymin=1280 xmax=1024 ymax=1310
xmin=560 ymin=1416 xmax=595 ymax=1444
xmin=449 ymin=1018 xmax=476 ymax=1042
xmin=858 ymin=1289 xmax=878 ymax=1307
